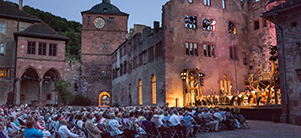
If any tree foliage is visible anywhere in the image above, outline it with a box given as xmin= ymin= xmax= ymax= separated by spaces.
xmin=5 ymin=1 xmax=82 ymax=59
xmin=54 ymin=80 xmax=74 ymax=106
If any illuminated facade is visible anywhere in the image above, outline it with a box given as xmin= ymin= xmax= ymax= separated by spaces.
xmin=111 ymin=0 xmax=279 ymax=107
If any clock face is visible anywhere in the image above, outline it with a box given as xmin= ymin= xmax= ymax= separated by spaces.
xmin=94 ymin=17 xmax=105 ymax=29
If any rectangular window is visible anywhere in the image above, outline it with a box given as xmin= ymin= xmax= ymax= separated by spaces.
xmin=0 ymin=43 xmax=4 ymax=54
xmin=194 ymin=43 xmax=198 ymax=56
xmin=0 ymin=68 xmax=9 ymax=79
xmin=38 ymin=42 xmax=47 ymax=55
xmin=0 ymin=23 xmax=5 ymax=34
xmin=103 ymin=43 xmax=105 ymax=49
xmin=203 ymin=18 xmax=216 ymax=31
xmin=124 ymin=61 xmax=127 ymax=74
xmin=120 ymin=64 xmax=123 ymax=76
xmin=189 ymin=0 xmax=193 ymax=3
xmin=27 ymin=41 xmax=36 ymax=55
xmin=204 ymin=0 xmax=211 ymax=6
xmin=186 ymin=42 xmax=198 ymax=56
xmin=74 ymin=83 xmax=78 ymax=91
xmin=230 ymin=46 xmax=238 ymax=59
xmin=148 ymin=47 xmax=154 ymax=62
xmin=49 ymin=43 xmax=57 ymax=56
xmin=155 ymin=41 xmax=163 ymax=57
xmin=186 ymin=43 xmax=189 ymax=55
xmin=204 ymin=44 xmax=215 ymax=58
xmin=185 ymin=15 xmax=197 ymax=29
xmin=87 ymin=16 xmax=90 ymax=22
xmin=243 ymin=52 xmax=247 ymax=65
xmin=222 ymin=0 xmax=226 ymax=9
xmin=254 ymin=20 xmax=260 ymax=30
xmin=204 ymin=44 xmax=207 ymax=57
xmin=229 ymin=21 xmax=237 ymax=34
xmin=263 ymin=20 xmax=267 ymax=27
xmin=46 ymin=94 xmax=51 ymax=100
xmin=106 ymin=43 xmax=108 ymax=48
xmin=109 ymin=17 xmax=114 ymax=22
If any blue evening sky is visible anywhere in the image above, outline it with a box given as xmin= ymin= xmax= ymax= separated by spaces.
xmin=8 ymin=0 xmax=169 ymax=31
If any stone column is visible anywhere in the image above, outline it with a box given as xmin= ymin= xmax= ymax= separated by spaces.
xmin=15 ymin=78 xmax=21 ymax=105
xmin=38 ymin=79 xmax=43 ymax=104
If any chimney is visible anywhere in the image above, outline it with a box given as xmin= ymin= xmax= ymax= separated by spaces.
xmin=154 ymin=21 xmax=159 ymax=33
xmin=19 ymin=0 xmax=23 ymax=10
xmin=102 ymin=0 xmax=110 ymax=3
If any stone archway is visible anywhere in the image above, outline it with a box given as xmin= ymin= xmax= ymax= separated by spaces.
xmin=20 ymin=67 xmax=40 ymax=105
xmin=42 ymin=68 xmax=61 ymax=106
xmin=99 ymin=92 xmax=110 ymax=107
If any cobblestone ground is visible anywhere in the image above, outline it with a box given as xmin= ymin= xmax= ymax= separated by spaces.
xmin=196 ymin=120 xmax=301 ymax=138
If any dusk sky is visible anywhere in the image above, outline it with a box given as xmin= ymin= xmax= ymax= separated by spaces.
xmin=8 ymin=0 xmax=170 ymax=31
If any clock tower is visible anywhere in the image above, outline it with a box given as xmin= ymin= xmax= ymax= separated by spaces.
xmin=80 ymin=0 xmax=128 ymax=105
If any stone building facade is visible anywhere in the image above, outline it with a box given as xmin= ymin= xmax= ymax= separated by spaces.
xmin=111 ymin=0 xmax=278 ymax=107
xmin=262 ymin=0 xmax=301 ymax=125
xmin=0 ymin=0 xmax=68 ymax=106
xmin=80 ymin=0 xmax=129 ymax=105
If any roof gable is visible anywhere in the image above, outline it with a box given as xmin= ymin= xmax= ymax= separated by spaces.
xmin=0 ymin=0 xmax=40 ymax=23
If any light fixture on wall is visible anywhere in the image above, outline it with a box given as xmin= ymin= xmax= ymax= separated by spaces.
xmin=159 ymin=89 xmax=164 ymax=94
xmin=180 ymin=71 xmax=187 ymax=80
xmin=295 ymin=68 xmax=301 ymax=82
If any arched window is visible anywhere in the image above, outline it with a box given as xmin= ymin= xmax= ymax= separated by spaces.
xmin=138 ymin=79 xmax=142 ymax=105
xmin=151 ymin=75 xmax=156 ymax=104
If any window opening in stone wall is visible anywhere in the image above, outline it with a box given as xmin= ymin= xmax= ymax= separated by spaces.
xmin=142 ymin=51 xmax=147 ymax=64
xmin=185 ymin=15 xmax=197 ymax=29
xmin=189 ymin=0 xmax=193 ymax=3
xmin=103 ymin=43 xmax=105 ymax=49
xmin=0 ymin=68 xmax=9 ymax=79
xmin=222 ymin=0 xmax=226 ymax=9
xmin=291 ymin=22 xmax=297 ymax=27
xmin=139 ymin=79 xmax=143 ymax=105
xmin=194 ymin=43 xmax=198 ymax=56
xmin=186 ymin=43 xmax=189 ymax=55
xmin=204 ymin=44 xmax=215 ymax=58
xmin=106 ymin=43 xmax=108 ymax=48
xmin=228 ymin=21 xmax=236 ymax=34
xmin=148 ymin=47 xmax=154 ymax=62
xmin=0 ymin=42 xmax=5 ymax=54
xmin=27 ymin=41 xmax=36 ymax=55
xmin=87 ymin=16 xmax=90 ymax=22
xmin=124 ymin=61 xmax=127 ymax=74
xmin=203 ymin=18 xmax=216 ymax=31
xmin=119 ymin=32 xmax=122 ymax=37
xmin=254 ymin=20 xmax=259 ymax=30
xmin=120 ymin=64 xmax=123 ymax=76
xmin=255 ymin=0 xmax=260 ymax=2
xmin=0 ymin=23 xmax=5 ymax=34
xmin=104 ymin=8 xmax=108 ymax=12
xmin=20 ymin=94 xmax=25 ymax=101
xmin=204 ymin=0 xmax=211 ymax=6
xmin=155 ymin=41 xmax=163 ymax=57
xmin=38 ymin=42 xmax=46 ymax=55
xmin=186 ymin=42 xmax=198 ymax=56
xmin=109 ymin=17 xmax=114 ymax=22
xmin=203 ymin=44 xmax=207 ymax=57
xmin=230 ymin=46 xmax=238 ymax=59
xmin=151 ymin=75 xmax=156 ymax=104
xmin=49 ymin=44 xmax=57 ymax=56
xmin=263 ymin=20 xmax=267 ymax=27
xmin=46 ymin=94 xmax=51 ymax=100
xmin=243 ymin=52 xmax=247 ymax=65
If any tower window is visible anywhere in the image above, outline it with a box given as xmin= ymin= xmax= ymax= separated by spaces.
xmin=109 ymin=17 xmax=114 ymax=22
xmin=87 ymin=16 xmax=90 ymax=22
xmin=254 ymin=20 xmax=260 ymax=30
xmin=103 ymin=8 xmax=108 ymax=12
xmin=185 ymin=15 xmax=197 ymax=29
xmin=228 ymin=21 xmax=236 ymax=34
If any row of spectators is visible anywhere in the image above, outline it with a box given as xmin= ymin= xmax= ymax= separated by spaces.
xmin=0 ymin=104 xmax=248 ymax=138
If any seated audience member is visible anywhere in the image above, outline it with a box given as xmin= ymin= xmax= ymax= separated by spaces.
xmin=23 ymin=117 xmax=44 ymax=138
xmin=151 ymin=110 xmax=171 ymax=138
xmin=58 ymin=119 xmax=80 ymax=138
xmin=201 ymin=109 xmax=220 ymax=132
xmin=85 ymin=112 xmax=102 ymax=138
xmin=169 ymin=109 xmax=187 ymax=138
xmin=182 ymin=112 xmax=197 ymax=137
